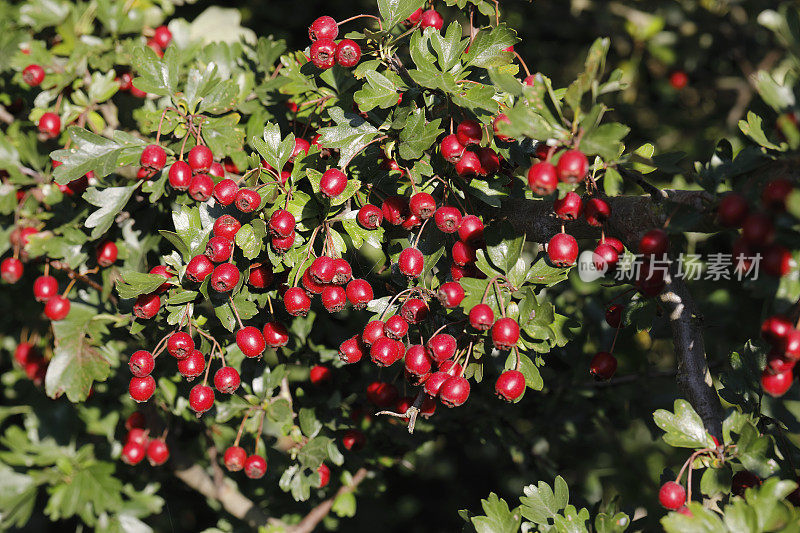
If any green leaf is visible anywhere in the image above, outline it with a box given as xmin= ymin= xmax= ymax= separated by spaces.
xmin=464 ymin=24 xmax=517 ymax=68
xmin=51 ymin=129 xmax=145 ymax=185
xmin=131 ymin=45 xmax=181 ymax=97
xmin=172 ymin=205 xmax=210 ymax=258
xmin=580 ymin=122 xmax=629 ymax=161
xmin=471 ymin=493 xmax=521 ymax=533
xmin=484 ymin=221 xmax=524 ymax=273
xmin=738 ymin=111 xmax=784 ymax=151
xmin=519 ymin=476 xmax=570 ymax=525
xmin=116 ymin=271 xmax=169 ymax=299
xmin=252 ymin=122 xmax=294 ymax=175
xmin=595 ymin=511 xmax=631 ymax=533
xmin=354 ymin=70 xmax=401 ymax=111
xmin=377 ymin=0 xmax=424 ymax=29
xmin=235 ymin=223 xmax=264 ymax=260
xmin=451 ymin=84 xmax=499 ymax=116
xmin=298 ymin=408 xmax=322 ymax=438
xmin=431 ymin=21 xmax=468 ymax=72
xmin=332 ymin=491 xmax=357 ymax=518
xmin=318 ymin=108 xmax=379 ymax=168
xmin=398 ymin=109 xmax=443 ymax=160
xmin=653 ymin=399 xmax=712 ymax=449
xmin=0 ymin=465 xmax=37 ymax=530
xmin=83 ymin=184 xmax=139 ymax=240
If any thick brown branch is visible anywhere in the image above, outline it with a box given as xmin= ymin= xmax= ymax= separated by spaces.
xmin=288 ymin=468 xmax=369 ymax=533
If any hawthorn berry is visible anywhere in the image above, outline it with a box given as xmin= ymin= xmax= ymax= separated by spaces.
xmin=370 ymin=336 xmax=401 ymax=366
xmin=263 ymin=321 xmax=290 ymax=348
xmin=639 ymin=229 xmax=669 ymax=257
xmin=129 ymin=350 xmax=154 ymax=377
xmin=234 ymin=188 xmax=261 ymax=213
xmin=322 ymin=285 xmax=347 ymax=312
xmin=140 ymin=144 xmax=167 ymax=170
xmin=186 ymin=254 xmax=214 ymax=283
xmin=284 ymin=287 xmax=311 ymax=316
xmin=763 ymin=245 xmax=792 ymax=277
xmin=553 ymin=191 xmax=583 ymax=220
xmin=669 ymin=70 xmax=688 ymax=90
xmin=458 ymin=215 xmax=485 ymax=245
xmin=152 ymin=25 xmax=172 ymax=48
xmin=405 ymin=345 xmax=432 ymax=376
xmin=310 ymin=256 xmax=336 ymax=284
xmin=331 ymin=258 xmax=352 ymax=284
xmin=129 ymin=375 xmax=156 ymax=402
xmin=424 ymin=371 xmax=450 ymax=396
xmin=593 ymin=243 xmax=619 ymax=271
xmin=428 ymin=333 xmax=457 ymax=362
xmin=214 ymin=366 xmax=241 ymax=394
xmin=717 ymin=193 xmax=749 ymax=227
xmin=33 ymin=275 xmax=58 ymax=302
xmin=127 ymin=427 xmax=149 ymax=446
xmin=495 ymin=370 xmax=526 ymax=402
xmin=224 ymin=446 xmax=247 ymax=471
xmin=555 ymin=149 xmax=588 ymax=183
xmin=210 ymin=263 xmax=240 ymax=292
xmin=401 ymin=298 xmax=428 ymax=324
xmin=121 ymin=441 xmax=146 ymax=465
xmin=762 ymin=178 xmax=793 ymax=211
xmin=410 ymin=192 xmax=436 ymax=219
xmin=133 ymin=293 xmax=161 ymax=319
xmin=317 ymin=463 xmax=330 ymax=488
xmin=361 ymin=320 xmax=386 ymax=346
xmin=187 ymin=145 xmax=213 ymax=172
xmin=308 ymin=15 xmax=338 ymax=41
xmin=178 ymin=349 xmax=205 ymax=379
xmin=45 ymin=295 xmax=71 ymax=321
xmin=659 ymin=481 xmax=686 ymax=510
xmin=384 ymin=315 xmax=409 ymax=339
xmin=440 ymin=134 xmax=465 ymax=163
xmin=188 ymin=384 xmax=214 ymax=415
xmin=244 ymin=455 xmax=267 ymax=479
xmin=209 ymin=162 xmax=225 ymax=178
xmin=2 ymin=257 xmax=24 ymax=283
xmin=342 ymin=429 xmax=366 ymax=451
xmin=455 ymin=150 xmax=481 ymax=178
xmin=248 ymin=264 xmax=273 ymax=289
xmin=398 ymin=248 xmax=424 ymax=278
xmin=339 ymin=335 xmax=365 ymax=363
xmin=584 ymin=198 xmax=611 ymax=226
xmin=167 ymin=332 xmax=194 ymax=359
xmin=125 ymin=412 xmax=146 ymax=431
xmin=438 ymin=281 xmax=465 ymax=308
xmin=302 ymin=268 xmax=326 ymax=294
xmin=469 ymin=304 xmax=494 ymax=331
xmin=605 ymin=304 xmax=623 ymax=328
xmin=589 ymin=351 xmax=617 ymax=380
xmin=527 ymin=162 xmax=558 ymax=195
xmin=188 ymin=174 xmax=214 ymax=201
xmin=38 ymin=112 xmax=61 ymax=138
xmin=741 ymin=212 xmax=775 ymax=245
xmin=405 ymin=8 xmax=423 ymax=26
xmin=310 ymin=38 xmax=337 ymax=69
xmin=547 ymin=233 xmax=578 ymax=267
xmin=762 ymin=368 xmax=793 ymax=397
xmin=205 ymin=236 xmax=233 ymax=263
xmin=731 ymin=471 xmax=762 ymax=497
xmin=167 ymin=161 xmax=192 ymax=190
xmin=309 ymin=365 xmax=333 ymax=386
xmin=335 ymin=39 xmax=361 ymax=67
xmin=434 ymin=206 xmax=462 ymax=233
xmin=439 ymin=376 xmax=470 ymax=407
xmin=367 ymin=381 xmax=398 ymax=408
xmin=357 ymin=204 xmax=383 ymax=229
xmin=272 ymin=232 xmax=295 ymax=252
xmin=420 ymin=9 xmax=443 ymax=30
xmin=452 ymin=241 xmax=476 ymax=266
xmin=269 ymin=209 xmax=295 ymax=238
xmin=382 ymin=196 xmax=408 ymax=225
xmin=491 ymin=318 xmax=520 ymax=350
xmin=291 ymin=138 xmax=310 ymax=161
xmin=146 ymin=438 xmax=170 ymax=466
xmin=237 ymin=326 xmax=265 ymax=358
xmin=320 ymin=168 xmax=348 ymax=198
xmin=22 ymin=64 xmax=45 ymax=86
xmin=493 ymin=114 xmax=513 ymax=142
xmin=476 ymin=147 xmax=500 ymax=175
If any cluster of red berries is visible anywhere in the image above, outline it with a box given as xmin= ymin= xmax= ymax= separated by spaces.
xmin=717 ymin=178 xmax=795 ymax=278
xmin=759 ymin=315 xmax=800 ymax=397
xmin=120 ymin=412 xmax=170 ymax=466
xmin=13 ymin=342 xmax=48 ymax=385
xmin=440 ymin=120 xmax=501 ymax=179
xmin=404 ymin=8 xmax=444 ymax=30
xmin=307 ymin=16 xmax=362 ymax=70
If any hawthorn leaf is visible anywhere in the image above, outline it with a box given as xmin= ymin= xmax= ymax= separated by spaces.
xmin=318 ymin=107 xmax=379 ymax=168
xmin=354 ymin=70 xmax=400 ymax=111
xmin=398 ymin=109 xmax=443 ymax=160
xmin=464 ymin=24 xmax=517 ymax=68
xmin=471 ymin=493 xmax=520 ymax=533
xmin=83 ymin=184 xmax=138 ymax=240
xmin=653 ymin=400 xmax=712 ymax=449
xmin=116 ymin=271 xmax=170 ymax=299
xmin=377 ymin=0 xmax=424 ymax=29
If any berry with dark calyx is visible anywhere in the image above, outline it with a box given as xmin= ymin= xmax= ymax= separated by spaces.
xmin=456 ymin=120 xmax=482 ymax=146
xmin=410 ymin=192 xmax=436 ymax=219
xmin=178 ymin=349 xmax=205 ymax=379
xmin=22 ymin=64 xmax=45 ymax=86
xmin=584 ymin=198 xmax=611 ymax=226
xmin=468 ymin=303 xmax=494 ymax=330
xmin=186 ymin=254 xmax=214 ymax=283
xmin=269 ymin=209 xmax=295 ymax=238
xmin=335 ymin=39 xmax=361 ymax=68
xmin=401 ymin=298 xmax=428 ymax=324
xmin=455 ymin=150 xmax=481 ymax=178
xmin=167 ymin=332 xmax=194 ymax=359
xmin=424 ymin=371 xmax=450 ymax=396
xmin=146 ymin=438 xmax=169 ymax=466
xmin=527 ymin=161 xmax=558 ymax=195
xmin=384 ymin=315 xmax=409 ymax=339
xmin=244 ymin=455 xmax=267 ymax=479
xmin=152 ymin=25 xmax=172 ymax=48
xmin=129 ymin=350 xmax=154 ymax=377
xmin=593 ymin=243 xmax=619 ymax=271
xmin=342 ymin=429 xmax=366 ymax=451
xmin=761 ymin=368 xmax=793 ymax=397
xmin=210 ymin=263 xmax=240 ymax=292
xmin=188 ymin=174 xmax=214 ymax=201
xmin=214 ymin=366 xmax=241 ymax=394
xmin=382 ymin=196 xmax=409 ymax=225
xmin=1 ymin=257 xmax=23 ymax=284
xmin=495 ymin=370 xmax=526 ymax=401
xmin=121 ymin=441 xmax=146 ymax=465
xmin=370 ymin=336 xmax=401 ymax=366
xmin=140 ymin=144 xmax=167 ymax=170
xmin=547 ymin=233 xmax=578 ymax=267
xmin=492 ymin=318 xmax=520 ymax=350
xmin=639 ymin=229 xmax=669 ymax=257
xmin=717 ymin=193 xmax=749 ymax=227
xmin=556 ymin=149 xmax=588 ymax=183
xmin=731 ymin=471 xmax=762 ymax=497
xmin=438 ymin=281 xmax=465 ymax=308
xmin=339 ymin=335 xmax=365 ymax=363
xmin=129 ymin=375 xmax=156 ymax=402
xmin=434 ymin=206 xmax=462 ymax=233
xmin=133 ymin=293 xmax=160 ymax=319
xmin=553 ymin=191 xmax=583 ymax=220
xmin=224 ymin=446 xmax=247 ymax=471
xmin=658 ymin=481 xmax=686 ymax=510
xmin=763 ymin=244 xmax=792 ymax=277
xmin=272 ymin=232 xmax=296 ymax=252
xmin=38 ymin=112 xmax=61 ymax=138
xmin=405 ymin=345 xmax=432 ymax=376
xmin=44 ymin=295 xmax=70 ymax=321
xmin=213 ymin=214 xmax=241 ymax=240
xmin=420 ymin=9 xmax=444 ymax=30
xmin=331 ymin=258 xmax=352 ymax=284
xmin=317 ymin=464 xmax=330 ymax=488
xmin=398 ymin=248 xmax=424 ymax=277
xmin=440 ymin=134 xmax=465 ymax=163
xmin=320 ymin=168 xmax=348 ymax=198
xmin=458 ymin=215 xmax=485 ymax=245
xmin=309 ymin=256 xmax=336 ymax=284
xmin=33 ymin=275 xmax=58 ymax=302
xmin=589 ymin=351 xmax=617 ymax=380
xmin=762 ymin=178 xmax=793 ymax=211
xmin=310 ymin=38 xmax=337 ymax=69
xmin=168 ymin=161 xmax=192 ymax=190
xmin=308 ymin=15 xmax=338 ymax=41
xmin=205 ymin=236 xmax=233 ymax=263
xmin=188 ymin=384 xmax=214 ymax=415
xmin=605 ymin=304 xmax=623 ymax=328
xmin=136 ymin=166 xmax=154 ymax=180
xmin=284 ymin=287 xmax=311 ymax=316
xmin=362 ymin=320 xmax=386 ymax=346
xmin=428 ymin=333 xmax=457 ymax=362
xmin=234 ymin=188 xmax=261 ymax=213
xmin=452 ymin=241 xmax=476 ymax=266
xmin=439 ymin=376 xmax=470 ymax=407
xmin=322 ymin=285 xmax=347 ymax=312
xmin=742 ymin=212 xmax=774 ymax=246
xmin=367 ymin=381 xmax=398 ymax=408
xmin=248 ymin=264 xmax=273 ymax=289
xmin=187 ymin=145 xmax=213 ymax=173
xmin=263 ymin=321 xmax=290 ymax=348
xmin=357 ymin=204 xmax=383 ymax=229
xmin=237 ymin=326 xmax=265 ymax=358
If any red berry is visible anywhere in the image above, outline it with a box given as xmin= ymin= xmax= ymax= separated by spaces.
xmin=269 ymin=209 xmax=295 ymax=238
xmin=125 ymin=412 xmax=146 ymax=431
xmin=434 ymin=206 xmax=462 ymax=233
xmin=1 ymin=257 xmax=23 ymax=284
xmin=188 ymin=174 xmax=214 ymax=201
xmin=309 ymin=15 xmax=339 ymax=41
xmin=742 ymin=213 xmax=775 ymax=246
xmin=458 ymin=215 xmax=484 ymax=245
xmin=409 ymin=192 xmax=436 ymax=219
xmin=556 ymin=150 xmax=588 ymax=183
xmin=272 ymin=232 xmax=295 ymax=252
xmin=140 ymin=144 xmax=167 ymax=170
xmin=38 ymin=112 xmax=61 ymax=138
xmin=605 ymin=304 xmax=623 ymax=328
xmin=593 ymin=243 xmax=619 ymax=271
xmin=284 ymin=287 xmax=311 ymax=316
xmin=452 ymin=241 xmax=476 ymax=266
xmin=121 ymin=441 xmax=146 ymax=465
xmin=455 ymin=150 xmax=481 ymax=178
xmin=133 ymin=293 xmax=161 ymax=319
xmin=320 ymin=168 xmax=348 ymax=198
xmin=309 ymin=365 xmax=333 ymax=386
xmin=167 ymin=332 xmax=194 ymax=359
xmin=317 ymin=463 xmax=330 ymax=488
xmin=129 ymin=350 xmax=154 ymax=377
xmin=398 ymin=248 xmax=424 ymax=277
xmin=33 ymin=275 xmax=58 ymax=302
xmin=178 ymin=349 xmax=205 ymax=379
xmin=553 ymin=191 xmax=583 ymax=220
xmin=717 ymin=193 xmax=749 ymax=227
xmin=214 ymin=366 xmax=241 ymax=394
xmin=495 ymin=370 xmax=525 ymax=401
xmin=237 ymin=326 xmax=265 ymax=358
xmin=428 ymin=333 xmax=457 ymax=362
xmin=248 ymin=264 xmax=273 ymax=289
xmin=209 ymin=162 xmax=225 ymax=178
xmin=291 ymin=138 xmax=310 ymax=161
xmin=234 ymin=188 xmax=261 ymax=213
xmin=547 ymin=233 xmax=578 ymax=267
xmin=129 ymin=375 xmax=156 ymax=402
xmin=669 ymin=71 xmax=688 ymax=90
xmin=189 ymin=384 xmax=214 ymax=415
xmin=205 ymin=236 xmax=233 ymax=263
xmin=168 ymin=161 xmax=192 ymax=190
xmin=342 ymin=429 xmax=365 ymax=451
xmin=762 ymin=368 xmax=793 ymax=397
xmin=491 ymin=317 xmax=520 ymax=350
xmin=384 ymin=315 xmax=409 ymax=339
xmin=127 ymin=428 xmax=149 ymax=447
xmin=186 ymin=254 xmax=214 ymax=283
xmin=658 ymin=481 xmax=686 ymax=510
xmin=438 ymin=281 xmax=465 ymax=308
xmin=362 ymin=320 xmax=386 ymax=346
xmin=263 ymin=321 xmax=290 ymax=348
xmin=469 ymin=304 xmax=494 ymax=331
xmin=401 ymin=298 xmax=428 ymax=324
xmin=405 ymin=345 xmax=432 ymax=376
xmin=344 ymin=279 xmax=372 ymax=309
xmin=405 ymin=8 xmax=423 ymax=25
xmin=339 ymin=335 xmax=365 ymax=364
xmin=331 ymin=258 xmax=352 ymax=284
xmin=335 ymin=39 xmax=361 ymax=68
xmin=476 ymin=147 xmax=500 ymax=175
xmin=639 ymin=229 xmax=669 ymax=257
xmin=731 ymin=471 xmax=762 ymax=497
xmin=527 ymin=162 xmax=558 ymax=195
xmin=370 ymin=336 xmax=402 ymax=366
xmin=441 ymin=134 xmax=466 ymax=163
xmin=302 ymin=268 xmax=326 ymax=295
xmin=22 ymin=64 xmax=45 ymax=86
xmin=367 ymin=381 xmax=398 ymax=408
xmin=210 ymin=263 xmax=240 ymax=292
xmin=244 ymin=455 xmax=267 ymax=479
xmin=382 ymin=196 xmax=409 ymax=225
xmin=322 ymin=285 xmax=347 ymax=312
xmin=357 ymin=204 xmax=383 ymax=229
xmin=439 ymin=376 xmax=470 ymax=407
xmin=45 ymin=295 xmax=71 ymax=321
xmin=146 ymin=438 xmax=169 ymax=466
xmin=589 ymin=351 xmax=617 ymax=380
xmin=603 ymin=237 xmax=625 ymax=254
xmin=762 ymin=178 xmax=793 ymax=211
xmin=224 ymin=446 xmax=247 ymax=471
xmin=584 ymin=198 xmax=611 ymax=226
xmin=423 ymin=371 xmax=450 ymax=396
xmin=187 ymin=145 xmax=213 ymax=173
xmin=152 ymin=25 xmax=172 ymax=48
xmin=493 ymin=114 xmax=513 ymax=142
xmin=310 ymin=38 xmax=337 ymax=69
xmin=309 ymin=256 xmax=335 ymax=284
